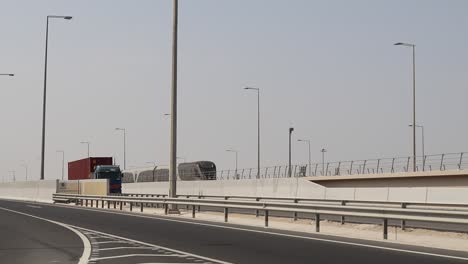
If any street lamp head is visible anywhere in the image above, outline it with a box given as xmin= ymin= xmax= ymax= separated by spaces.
xmin=394 ymin=42 xmax=414 ymax=47
xmin=244 ymin=87 xmax=259 ymax=91
xmin=289 ymin=127 xmax=294 ymax=133
xmin=64 ymin=16 xmax=73 ymax=20
xmin=8 ymin=74 xmax=14 ymax=76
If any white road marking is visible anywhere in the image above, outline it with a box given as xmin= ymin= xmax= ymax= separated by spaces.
xmin=99 ymin=246 xmax=158 ymax=251
xmin=89 ymin=254 xmax=186 ymax=261
xmin=0 ymin=206 xmax=91 ymax=264
xmin=93 ymin=240 xmax=129 ymax=244
xmin=26 ymin=205 xmax=42 ymax=209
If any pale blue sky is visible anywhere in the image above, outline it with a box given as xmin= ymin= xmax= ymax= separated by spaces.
xmin=1 ymin=0 xmax=467 ymax=180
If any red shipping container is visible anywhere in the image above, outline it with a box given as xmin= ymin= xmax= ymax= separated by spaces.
xmin=68 ymin=157 xmax=113 ymax=180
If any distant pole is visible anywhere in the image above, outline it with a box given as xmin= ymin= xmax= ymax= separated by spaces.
xmin=56 ymin=150 xmax=65 ymax=180
xmin=20 ymin=164 xmax=28 ymax=181
xmin=226 ymin=149 xmax=238 ymax=178
xmin=81 ymin=141 xmax=90 ymax=157
xmin=169 ymin=0 xmax=179 ymax=213
xmin=395 ymin=42 xmax=416 ymax=172
xmin=244 ymin=87 xmax=260 ymax=178
xmin=40 ymin=15 xmax=72 ymax=181
xmin=0 ymin=74 xmax=14 ymax=77
xmin=298 ymin=139 xmax=311 ymax=176
xmin=288 ymin=127 xmax=294 ymax=177
xmin=115 ymin=128 xmax=127 ymax=170
xmin=321 ymin=148 xmax=327 ymax=176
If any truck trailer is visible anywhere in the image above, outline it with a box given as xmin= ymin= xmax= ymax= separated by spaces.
xmin=68 ymin=157 xmax=122 ymax=193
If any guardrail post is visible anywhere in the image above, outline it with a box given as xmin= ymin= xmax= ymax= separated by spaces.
xmin=186 ymin=196 xmax=190 ymax=210
xmin=86 ymin=199 xmax=88 ymax=207
xmin=341 ymin=201 xmax=346 ymax=224
xmin=120 ymin=201 xmax=123 ymax=210
xmin=192 ymin=205 xmax=196 ymax=218
xmin=90 ymin=200 xmax=93 ymax=207
xmin=383 ymin=219 xmax=388 ymax=240
xmin=113 ymin=201 xmax=116 ymax=209
xmin=315 ymin=214 xmax=320 ymax=232
xmin=101 ymin=200 xmax=104 ymax=208
xmin=401 ymin=203 xmax=407 ymax=230
xmin=224 ymin=208 xmax=228 ymax=222
xmin=107 ymin=200 xmax=110 ymax=209
xmin=164 ymin=203 xmax=168 ymax=215
xmin=130 ymin=202 xmax=133 ymax=211
xmin=265 ymin=210 xmax=269 ymax=227
xmin=140 ymin=203 xmax=143 ymax=212
xmin=293 ymin=199 xmax=298 ymax=221
xmin=255 ymin=198 xmax=260 ymax=217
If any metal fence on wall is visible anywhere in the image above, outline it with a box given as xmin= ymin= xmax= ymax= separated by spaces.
xmin=215 ymin=152 xmax=466 ymax=180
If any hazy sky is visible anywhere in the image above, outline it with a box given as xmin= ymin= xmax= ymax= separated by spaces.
xmin=1 ymin=0 xmax=467 ymax=181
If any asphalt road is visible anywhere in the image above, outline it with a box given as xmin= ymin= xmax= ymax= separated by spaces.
xmin=0 ymin=199 xmax=467 ymax=264
xmin=0 ymin=203 xmax=83 ymax=264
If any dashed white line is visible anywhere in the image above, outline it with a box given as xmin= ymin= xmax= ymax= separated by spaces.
xmin=98 ymin=246 xmax=157 ymax=251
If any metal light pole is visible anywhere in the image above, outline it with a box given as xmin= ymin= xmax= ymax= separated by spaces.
xmin=168 ymin=0 xmax=179 ymax=213
xmin=115 ymin=128 xmax=126 ymax=170
xmin=288 ymin=127 xmax=294 ymax=177
xmin=395 ymin=42 xmax=416 ymax=172
xmin=409 ymin=124 xmax=425 ymax=160
xmin=226 ymin=149 xmax=238 ymax=178
xmin=20 ymin=164 xmax=28 ymax=181
xmin=10 ymin=171 xmax=16 ymax=182
xmin=40 ymin=15 xmax=72 ymax=181
xmin=56 ymin=150 xmax=65 ymax=180
xmin=298 ymin=139 xmax=311 ymax=176
xmin=80 ymin=141 xmax=90 ymax=157
xmin=244 ymin=87 xmax=260 ymax=178
xmin=321 ymin=148 xmax=327 ymax=176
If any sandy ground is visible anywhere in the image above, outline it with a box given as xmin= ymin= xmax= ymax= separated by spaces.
xmin=72 ymin=201 xmax=468 ymax=252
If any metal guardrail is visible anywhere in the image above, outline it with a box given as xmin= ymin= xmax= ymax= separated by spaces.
xmin=53 ymin=193 xmax=468 ymax=240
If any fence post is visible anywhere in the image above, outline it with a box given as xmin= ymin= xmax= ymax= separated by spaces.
xmin=315 ymin=214 xmax=320 ymax=232
xmin=130 ymin=203 xmax=133 ymax=211
xmin=440 ymin=154 xmax=445 ymax=170
xmin=383 ymin=219 xmax=388 ymax=240
xmin=422 ymin=155 xmax=426 ymax=171
xmin=376 ymin=159 xmax=380 ymax=174
xmin=314 ymin=164 xmax=318 ymax=176
xmin=192 ymin=205 xmax=196 ymax=218
xmin=406 ymin=157 xmax=410 ymax=172
xmin=362 ymin=160 xmax=367 ymax=174
xmin=391 ymin=158 xmax=395 ymax=173
xmin=249 ymin=168 xmax=252 ymax=179
xmin=224 ymin=208 xmax=228 ymax=222
xmin=265 ymin=210 xmax=269 ymax=227
xmin=325 ymin=163 xmax=330 ymax=176
xmin=459 ymin=152 xmax=464 ymax=170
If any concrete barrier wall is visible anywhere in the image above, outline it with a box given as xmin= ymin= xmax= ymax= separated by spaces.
xmin=0 ymin=180 xmax=57 ymax=203
xmin=123 ymin=179 xmax=468 ymax=204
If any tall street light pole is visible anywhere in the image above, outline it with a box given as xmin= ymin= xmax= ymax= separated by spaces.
xmin=226 ymin=149 xmax=238 ymax=178
xmin=244 ymin=87 xmax=260 ymax=179
xmin=20 ymin=163 xmax=28 ymax=181
xmin=298 ymin=139 xmax=311 ymax=176
xmin=40 ymin=15 xmax=72 ymax=181
xmin=80 ymin=141 xmax=90 ymax=158
xmin=321 ymin=148 xmax=327 ymax=176
xmin=288 ymin=127 xmax=294 ymax=177
xmin=395 ymin=42 xmax=416 ymax=172
xmin=409 ymin=124 xmax=425 ymax=160
xmin=115 ymin=128 xmax=126 ymax=170
xmin=168 ymin=0 xmax=179 ymax=213
xmin=56 ymin=150 xmax=65 ymax=180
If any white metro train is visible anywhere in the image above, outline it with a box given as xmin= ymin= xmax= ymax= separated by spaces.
xmin=122 ymin=161 xmax=217 ymax=183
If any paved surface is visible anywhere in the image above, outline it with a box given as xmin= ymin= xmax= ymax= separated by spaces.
xmin=0 ymin=199 xmax=467 ymax=264
xmin=0 ymin=204 xmax=83 ymax=264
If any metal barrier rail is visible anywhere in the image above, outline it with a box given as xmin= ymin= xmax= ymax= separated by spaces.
xmin=53 ymin=193 xmax=468 ymax=240
xmin=120 ymin=193 xmax=468 ymax=212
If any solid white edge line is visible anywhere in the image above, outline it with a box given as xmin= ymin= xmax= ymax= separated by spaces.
xmin=5 ymin=199 xmax=468 ymax=262
xmin=89 ymin=253 xmax=186 ymax=261
xmin=0 ymin=206 xmax=91 ymax=264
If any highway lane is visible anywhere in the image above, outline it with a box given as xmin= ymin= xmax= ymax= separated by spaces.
xmin=0 ymin=203 xmax=84 ymax=264
xmin=0 ymin=199 xmax=467 ymax=264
